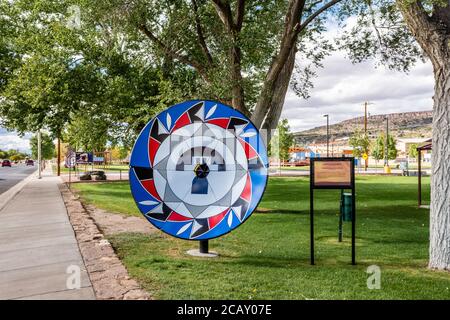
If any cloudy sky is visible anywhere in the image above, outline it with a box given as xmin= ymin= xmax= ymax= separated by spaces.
xmin=282 ymin=51 xmax=434 ymax=132
xmin=0 ymin=128 xmax=32 ymax=153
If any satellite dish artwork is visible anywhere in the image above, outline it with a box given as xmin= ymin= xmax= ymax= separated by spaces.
xmin=129 ymin=100 xmax=268 ymax=240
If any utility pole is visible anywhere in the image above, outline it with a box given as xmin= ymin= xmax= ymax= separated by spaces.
xmin=363 ymin=102 xmax=374 ymax=171
xmin=385 ymin=116 xmax=389 ymax=168
xmin=323 ymin=114 xmax=329 ymax=157
xmin=57 ymin=137 xmax=61 ymax=176
xmin=37 ymin=130 xmax=42 ymax=179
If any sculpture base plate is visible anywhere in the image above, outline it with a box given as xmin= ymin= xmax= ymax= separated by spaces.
xmin=186 ymin=249 xmax=218 ymax=258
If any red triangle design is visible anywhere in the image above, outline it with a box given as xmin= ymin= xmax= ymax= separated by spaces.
xmin=207 ymin=118 xmax=229 ymax=129
xmin=167 ymin=212 xmax=192 ymax=222
xmin=239 ymin=139 xmax=258 ymax=160
xmin=240 ymin=174 xmax=252 ymax=202
xmin=172 ymin=112 xmax=191 ymax=132
xmin=208 ymin=209 xmax=229 ymax=229
xmin=141 ymin=179 xmax=161 ymax=201
xmin=148 ymin=137 xmax=160 ymax=165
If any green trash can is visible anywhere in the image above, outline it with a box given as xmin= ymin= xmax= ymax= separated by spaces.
xmin=340 ymin=192 xmax=353 ymax=222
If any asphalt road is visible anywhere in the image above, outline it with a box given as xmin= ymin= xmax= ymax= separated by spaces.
xmin=0 ymin=164 xmax=37 ymax=196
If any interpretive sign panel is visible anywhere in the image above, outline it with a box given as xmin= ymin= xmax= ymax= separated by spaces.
xmin=313 ymin=160 xmax=352 ymax=188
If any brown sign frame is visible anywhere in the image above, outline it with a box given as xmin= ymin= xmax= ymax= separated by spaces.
xmin=310 ymin=157 xmax=356 ymax=265
xmin=311 ymin=157 xmax=354 ymax=189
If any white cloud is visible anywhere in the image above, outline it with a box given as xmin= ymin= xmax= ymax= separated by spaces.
xmin=282 ymin=51 xmax=434 ymax=132
xmin=0 ymin=129 xmax=32 ymax=153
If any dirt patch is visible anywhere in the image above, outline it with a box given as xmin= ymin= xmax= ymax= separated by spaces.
xmin=84 ymin=204 xmax=156 ymax=236
xmin=59 ymin=183 xmax=151 ymax=300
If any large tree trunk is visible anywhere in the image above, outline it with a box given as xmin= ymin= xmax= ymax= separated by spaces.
xmin=398 ymin=0 xmax=450 ymax=270
xmin=252 ymin=0 xmax=305 ymax=129
xmin=429 ymin=56 xmax=450 ymax=270
xmin=230 ymin=43 xmax=246 ymax=115
xmin=259 ymin=47 xmax=297 ymax=142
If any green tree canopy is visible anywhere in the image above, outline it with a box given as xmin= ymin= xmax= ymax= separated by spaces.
xmin=270 ymin=119 xmax=295 ymax=162
xmin=30 ymin=132 xmax=56 ymax=160
xmin=349 ymin=129 xmax=370 ymax=158
xmin=371 ymin=133 xmax=397 ymax=161
xmin=408 ymin=143 xmax=419 ymax=159
xmin=0 ymin=0 xmax=192 ymax=148
xmin=0 ymin=149 xmax=29 ymax=160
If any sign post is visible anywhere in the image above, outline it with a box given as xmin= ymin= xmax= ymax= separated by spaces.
xmin=310 ymin=157 xmax=356 ymax=265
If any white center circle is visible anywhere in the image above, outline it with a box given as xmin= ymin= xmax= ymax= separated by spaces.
xmin=152 ymin=123 xmax=248 ymax=218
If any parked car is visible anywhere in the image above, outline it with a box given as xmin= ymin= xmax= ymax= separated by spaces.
xmin=2 ymin=159 xmax=12 ymax=167
xmin=26 ymin=159 xmax=34 ymax=166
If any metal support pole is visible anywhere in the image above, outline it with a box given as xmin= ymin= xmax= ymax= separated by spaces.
xmin=199 ymin=240 xmax=209 ymax=254
xmin=57 ymin=137 xmax=61 ymax=176
xmin=327 ymin=117 xmax=329 ymax=157
xmin=324 ymin=114 xmax=329 ymax=157
xmin=418 ymin=150 xmax=422 ymax=207
xmin=37 ymin=130 xmax=42 ymax=179
xmin=385 ymin=117 xmax=389 ymax=166
xmin=364 ymin=102 xmax=368 ymax=171
xmin=310 ymin=161 xmax=315 ymax=265
xmin=338 ymin=190 xmax=343 ymax=242
xmin=351 ymin=184 xmax=356 ymax=265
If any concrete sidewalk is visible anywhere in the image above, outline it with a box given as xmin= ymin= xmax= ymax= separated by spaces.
xmin=0 ymin=170 xmax=95 ymax=300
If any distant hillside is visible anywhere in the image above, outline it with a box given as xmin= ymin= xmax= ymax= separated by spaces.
xmin=294 ymin=111 xmax=432 ymax=145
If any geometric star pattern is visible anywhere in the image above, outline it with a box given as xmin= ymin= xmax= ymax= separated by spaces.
xmin=129 ymin=100 xmax=268 ymax=240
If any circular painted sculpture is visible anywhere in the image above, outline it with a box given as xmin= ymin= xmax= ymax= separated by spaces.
xmin=129 ymin=100 xmax=268 ymax=240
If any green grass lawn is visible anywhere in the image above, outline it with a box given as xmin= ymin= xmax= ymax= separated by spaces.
xmin=71 ymin=176 xmax=450 ymax=300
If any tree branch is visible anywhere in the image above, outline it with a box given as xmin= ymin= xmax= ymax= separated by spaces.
xmin=211 ymin=0 xmax=235 ymax=32
xmin=296 ymin=0 xmax=343 ymax=34
xmin=235 ymin=0 xmax=245 ymax=31
xmin=368 ymin=1 xmax=385 ymax=50
xmin=397 ymin=0 xmax=448 ymax=67
xmin=306 ymin=0 xmax=325 ymax=12
xmin=432 ymin=0 xmax=450 ymax=33
xmin=210 ymin=0 xmax=246 ymax=113
xmin=192 ymin=0 xmax=213 ymax=65
xmin=138 ymin=23 xmax=210 ymax=82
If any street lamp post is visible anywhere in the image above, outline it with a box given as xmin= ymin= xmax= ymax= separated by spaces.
xmin=364 ymin=102 xmax=368 ymax=171
xmin=383 ymin=116 xmax=391 ymax=174
xmin=323 ymin=114 xmax=329 ymax=157
xmin=363 ymin=101 xmax=374 ymax=171
xmin=385 ymin=116 xmax=389 ymax=166
xmin=37 ymin=130 xmax=42 ymax=179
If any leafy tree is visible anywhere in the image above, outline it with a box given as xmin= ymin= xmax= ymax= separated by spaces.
xmin=63 ymin=113 xmax=110 ymax=152
xmin=371 ymin=138 xmax=384 ymax=161
xmin=10 ymin=153 xmax=26 ymax=161
xmin=371 ymin=133 xmax=397 ymax=162
xmin=0 ymin=0 xmax=181 ymax=148
xmin=408 ymin=143 xmax=419 ymax=159
xmin=0 ymin=1 xmax=98 ymax=136
xmin=0 ymin=149 xmax=28 ymax=160
xmin=349 ymin=129 xmax=370 ymax=158
xmin=270 ymin=119 xmax=295 ymax=162
xmin=110 ymin=146 xmax=130 ymax=162
xmin=30 ymin=133 xmax=55 ymax=160
xmin=0 ymin=1 xmax=20 ymax=93
xmin=76 ymin=0 xmax=347 ymax=136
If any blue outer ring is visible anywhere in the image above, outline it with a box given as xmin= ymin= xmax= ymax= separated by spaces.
xmin=129 ymin=100 xmax=268 ymax=240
